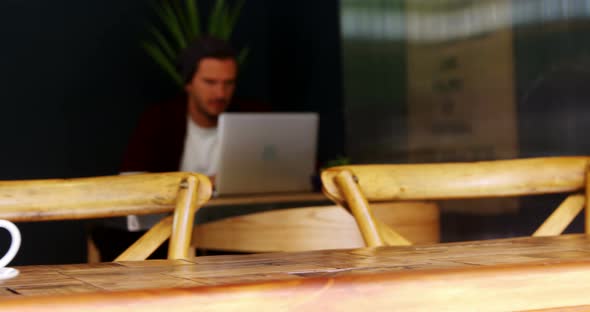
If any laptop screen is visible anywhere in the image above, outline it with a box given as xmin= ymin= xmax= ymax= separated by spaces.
xmin=215 ymin=113 xmax=319 ymax=195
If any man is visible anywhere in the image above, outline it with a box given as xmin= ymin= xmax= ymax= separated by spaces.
xmin=93 ymin=37 xmax=238 ymax=261
xmin=122 ymin=36 xmax=238 ymax=179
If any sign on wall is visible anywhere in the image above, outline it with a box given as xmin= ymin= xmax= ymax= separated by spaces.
xmin=406 ymin=0 xmax=519 ymax=214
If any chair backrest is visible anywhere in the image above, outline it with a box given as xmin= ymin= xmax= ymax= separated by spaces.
xmin=0 ymin=172 xmax=212 ymax=260
xmin=321 ymin=156 xmax=590 ymax=247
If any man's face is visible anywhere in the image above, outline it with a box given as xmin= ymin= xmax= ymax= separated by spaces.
xmin=185 ymin=57 xmax=237 ymax=120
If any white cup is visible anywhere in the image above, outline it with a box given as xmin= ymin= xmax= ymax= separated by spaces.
xmin=0 ymin=220 xmax=21 ymax=269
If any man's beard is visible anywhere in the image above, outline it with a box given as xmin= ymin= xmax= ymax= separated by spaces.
xmin=194 ymin=98 xmax=227 ymax=122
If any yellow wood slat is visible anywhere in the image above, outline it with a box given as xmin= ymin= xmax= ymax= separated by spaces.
xmin=322 ymin=157 xmax=590 ymax=202
xmin=0 ymin=172 xmax=212 ymax=261
xmin=376 ymin=220 xmax=411 ymax=246
xmin=0 ymin=172 xmax=210 ymax=222
xmin=533 ymin=194 xmax=585 ymax=236
xmin=115 ymin=216 xmax=173 ymax=262
xmin=334 ymin=170 xmax=384 ymax=247
xmin=168 ymin=176 xmax=200 ymax=259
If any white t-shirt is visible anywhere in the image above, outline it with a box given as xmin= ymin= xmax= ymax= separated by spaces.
xmin=122 ymin=118 xmax=220 ymax=231
xmin=179 ymin=117 xmax=220 ymax=176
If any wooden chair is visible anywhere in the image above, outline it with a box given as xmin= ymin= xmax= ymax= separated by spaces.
xmin=0 ymin=172 xmax=211 ymax=260
xmin=191 ymin=202 xmax=439 ymax=253
xmin=321 ymin=156 xmax=590 ymax=247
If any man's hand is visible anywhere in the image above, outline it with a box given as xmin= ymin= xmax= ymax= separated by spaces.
xmin=208 ymin=175 xmax=216 ymax=187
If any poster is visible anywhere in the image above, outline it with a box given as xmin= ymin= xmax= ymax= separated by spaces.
xmin=406 ymin=0 xmax=519 ymax=214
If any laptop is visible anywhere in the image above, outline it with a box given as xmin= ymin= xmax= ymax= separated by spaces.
xmin=215 ymin=113 xmax=319 ymax=196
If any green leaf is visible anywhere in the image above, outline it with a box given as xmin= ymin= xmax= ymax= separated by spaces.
xmin=142 ymin=42 xmax=184 ymax=86
xmin=156 ymin=1 xmax=187 ymax=49
xmin=216 ymin=7 xmax=229 ymax=39
xmin=208 ymin=0 xmax=225 ymax=37
xmin=185 ymin=0 xmax=200 ymax=40
xmin=172 ymin=0 xmax=191 ymax=40
xmin=143 ymin=0 xmax=247 ymax=88
xmin=149 ymin=27 xmax=177 ymax=60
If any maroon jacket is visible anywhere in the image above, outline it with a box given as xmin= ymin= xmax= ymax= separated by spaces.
xmin=121 ymin=97 xmax=187 ymax=172
xmin=121 ymin=96 xmax=270 ymax=172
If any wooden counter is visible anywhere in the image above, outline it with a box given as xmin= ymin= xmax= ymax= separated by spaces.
xmin=2 ymin=234 xmax=590 ymax=311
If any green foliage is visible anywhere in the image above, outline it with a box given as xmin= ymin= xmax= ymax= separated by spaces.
xmin=322 ymin=155 xmax=351 ymax=169
xmin=144 ymin=0 xmax=246 ymax=87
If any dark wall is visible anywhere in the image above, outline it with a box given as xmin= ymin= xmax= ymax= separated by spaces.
xmin=515 ymin=22 xmax=590 ymax=158
xmin=0 ymin=1 xmax=343 ymax=265
xmin=513 ymin=21 xmax=590 ymax=237
xmin=268 ymin=0 xmax=345 ymax=165
xmin=0 ymin=1 xmax=168 ymax=265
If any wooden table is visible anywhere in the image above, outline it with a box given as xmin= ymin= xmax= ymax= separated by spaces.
xmin=4 ymin=234 xmax=590 ymax=311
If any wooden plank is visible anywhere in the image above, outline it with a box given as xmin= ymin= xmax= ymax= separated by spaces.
xmin=0 ymin=172 xmax=212 ymax=262
xmin=2 ymin=235 xmax=590 ymax=311
xmin=4 ymin=260 xmax=590 ymax=311
xmin=0 ymin=173 xmax=187 ymax=221
xmin=0 ymin=172 xmax=211 ymax=222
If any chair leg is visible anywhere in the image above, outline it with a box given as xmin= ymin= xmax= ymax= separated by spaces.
xmin=168 ymin=176 xmax=200 ymax=259
xmin=376 ymin=220 xmax=411 ymax=246
xmin=86 ymin=231 xmax=101 ymax=264
xmin=188 ymin=246 xmax=196 ymax=257
xmin=335 ymin=170 xmax=384 ymax=247
xmin=533 ymin=194 xmax=585 ymax=236
xmin=115 ymin=216 xmax=173 ymax=261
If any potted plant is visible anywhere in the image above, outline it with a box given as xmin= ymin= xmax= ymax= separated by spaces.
xmin=311 ymin=155 xmax=351 ymax=191
xmin=143 ymin=0 xmax=248 ymax=87
xmin=322 ymin=155 xmax=351 ymax=169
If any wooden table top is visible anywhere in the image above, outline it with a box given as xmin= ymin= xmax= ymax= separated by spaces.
xmin=3 ymin=234 xmax=590 ymax=311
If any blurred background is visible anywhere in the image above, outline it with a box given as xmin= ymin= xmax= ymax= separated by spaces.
xmin=1 ymin=0 xmax=589 ymax=264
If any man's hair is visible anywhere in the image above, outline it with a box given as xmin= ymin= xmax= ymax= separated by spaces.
xmin=179 ymin=36 xmax=237 ymax=84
